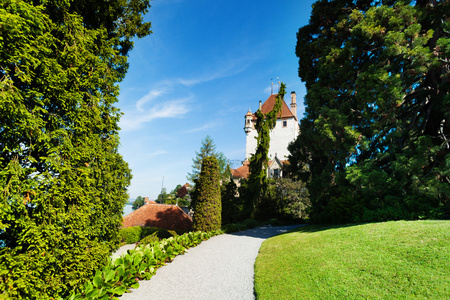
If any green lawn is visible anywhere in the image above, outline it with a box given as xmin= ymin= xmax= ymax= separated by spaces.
xmin=254 ymin=220 xmax=450 ymax=299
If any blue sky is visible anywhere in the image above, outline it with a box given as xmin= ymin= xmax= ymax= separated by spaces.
xmin=117 ymin=0 xmax=316 ymax=200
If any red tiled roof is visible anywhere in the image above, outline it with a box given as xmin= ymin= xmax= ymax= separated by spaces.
xmin=122 ymin=203 xmax=192 ymax=231
xmin=231 ymin=160 xmax=250 ymax=179
xmin=251 ymin=94 xmax=295 ymax=120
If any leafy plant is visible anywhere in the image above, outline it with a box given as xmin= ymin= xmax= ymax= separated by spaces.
xmin=68 ymin=230 xmax=223 ymax=299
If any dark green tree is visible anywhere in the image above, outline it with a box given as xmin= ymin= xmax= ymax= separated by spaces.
xmin=187 ymin=135 xmax=230 ymax=183
xmin=0 ymin=0 xmax=151 ymax=298
xmin=192 ymin=156 xmax=222 ymax=232
xmin=290 ymin=0 xmax=449 ymax=223
xmin=221 ymin=178 xmax=243 ymax=225
xmin=247 ymin=83 xmax=284 ymax=219
xmin=132 ymin=196 xmax=145 ymax=210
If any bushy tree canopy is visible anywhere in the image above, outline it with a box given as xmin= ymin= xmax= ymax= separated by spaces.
xmin=290 ymin=0 xmax=449 ymax=223
xmin=132 ymin=196 xmax=145 ymax=210
xmin=0 ymin=0 xmax=151 ymax=298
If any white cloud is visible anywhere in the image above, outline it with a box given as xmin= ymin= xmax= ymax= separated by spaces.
xmin=178 ymin=55 xmax=255 ymax=87
xmin=136 ymin=87 xmax=167 ymax=111
xmin=185 ymin=122 xmax=218 ymax=133
xmin=120 ymin=97 xmax=192 ymax=131
xmin=145 ymin=150 xmax=168 ymax=157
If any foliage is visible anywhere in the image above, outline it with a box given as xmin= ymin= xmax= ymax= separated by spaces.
xmin=69 ymin=230 xmax=223 ymax=299
xmin=255 ymin=221 xmax=450 ymax=299
xmin=221 ymin=178 xmax=244 ymax=225
xmin=272 ymin=179 xmax=311 ymax=221
xmin=221 ymin=222 xmax=248 ymax=233
xmin=192 ymin=156 xmax=222 ymax=232
xmin=118 ymin=226 xmax=181 ymax=245
xmin=156 ymin=187 xmax=169 ymax=204
xmin=241 ymin=218 xmax=259 ymax=229
xmin=187 ymin=135 xmax=230 ymax=183
xmin=290 ymin=0 xmax=449 ymax=223
xmin=247 ymin=84 xmax=284 ymax=218
xmin=119 ymin=226 xmax=144 ymax=244
xmin=0 ymin=0 xmax=151 ymax=298
xmin=132 ymin=196 xmax=145 ymax=210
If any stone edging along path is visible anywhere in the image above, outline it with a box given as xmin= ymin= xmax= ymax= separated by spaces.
xmin=117 ymin=225 xmax=303 ymax=300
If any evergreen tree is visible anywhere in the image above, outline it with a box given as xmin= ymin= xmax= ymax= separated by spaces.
xmin=187 ymin=135 xmax=229 ymax=183
xmin=0 ymin=0 xmax=151 ymax=297
xmin=247 ymin=83 xmax=284 ymax=219
xmin=290 ymin=0 xmax=449 ymax=223
xmin=221 ymin=178 xmax=243 ymax=224
xmin=192 ymin=156 xmax=222 ymax=232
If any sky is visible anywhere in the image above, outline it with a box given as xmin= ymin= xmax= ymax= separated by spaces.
xmin=117 ymin=0 xmax=316 ymax=200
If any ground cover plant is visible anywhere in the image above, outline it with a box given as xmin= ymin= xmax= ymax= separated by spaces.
xmin=68 ymin=230 xmax=222 ymax=299
xmin=255 ymin=220 xmax=450 ymax=299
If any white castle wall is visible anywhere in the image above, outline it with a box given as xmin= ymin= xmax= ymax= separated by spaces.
xmin=245 ymin=117 xmax=299 ymax=161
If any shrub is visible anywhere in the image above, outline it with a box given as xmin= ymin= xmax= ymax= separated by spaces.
xmin=242 ymin=218 xmax=259 ymax=228
xmin=119 ymin=226 xmax=143 ymax=244
xmin=138 ymin=232 xmax=160 ymax=246
xmin=222 ymin=223 xmax=247 ymax=233
xmin=193 ymin=156 xmax=222 ymax=231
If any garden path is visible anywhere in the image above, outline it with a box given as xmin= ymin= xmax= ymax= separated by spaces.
xmin=117 ymin=225 xmax=302 ymax=300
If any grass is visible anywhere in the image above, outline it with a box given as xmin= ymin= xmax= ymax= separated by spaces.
xmin=254 ymin=220 xmax=450 ymax=299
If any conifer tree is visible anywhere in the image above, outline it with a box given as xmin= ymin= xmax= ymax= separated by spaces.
xmin=187 ymin=135 xmax=229 ymax=183
xmin=290 ymin=0 xmax=449 ymax=222
xmin=192 ymin=156 xmax=222 ymax=232
xmin=0 ymin=0 xmax=151 ymax=297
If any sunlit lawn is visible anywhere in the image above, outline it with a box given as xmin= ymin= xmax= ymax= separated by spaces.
xmin=255 ymin=220 xmax=450 ymax=299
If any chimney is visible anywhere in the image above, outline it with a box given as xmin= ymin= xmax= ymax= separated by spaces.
xmin=290 ymin=91 xmax=297 ymax=119
xmin=259 ymin=100 xmax=262 ymax=111
xmin=144 ymin=197 xmax=150 ymax=204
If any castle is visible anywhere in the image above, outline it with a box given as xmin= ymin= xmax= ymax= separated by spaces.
xmin=232 ymin=90 xmax=300 ymax=181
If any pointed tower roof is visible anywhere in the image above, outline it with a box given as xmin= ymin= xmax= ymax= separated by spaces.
xmin=252 ymin=94 xmax=295 ymax=120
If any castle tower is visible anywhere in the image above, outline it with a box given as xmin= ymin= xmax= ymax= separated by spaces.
xmin=244 ymin=109 xmax=253 ymax=134
xmin=244 ymin=92 xmax=299 ymax=161
xmin=290 ymin=91 xmax=297 ymax=120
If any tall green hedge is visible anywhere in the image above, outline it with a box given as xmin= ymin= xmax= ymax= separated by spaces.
xmin=0 ymin=0 xmax=150 ymax=298
xmin=192 ymin=156 xmax=222 ymax=232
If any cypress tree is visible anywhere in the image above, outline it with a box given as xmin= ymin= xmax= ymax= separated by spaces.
xmin=192 ymin=156 xmax=222 ymax=232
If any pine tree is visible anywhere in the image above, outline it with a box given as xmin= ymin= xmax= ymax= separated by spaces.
xmin=187 ymin=135 xmax=229 ymax=183
xmin=192 ymin=156 xmax=222 ymax=232
xmin=0 ymin=0 xmax=151 ymax=297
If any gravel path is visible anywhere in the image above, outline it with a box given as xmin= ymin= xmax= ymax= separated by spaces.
xmin=118 ymin=225 xmax=302 ymax=300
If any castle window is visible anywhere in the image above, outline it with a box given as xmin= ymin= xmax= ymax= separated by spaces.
xmin=273 ymin=168 xmax=280 ymax=178
xmin=283 ymin=120 xmax=287 ymax=127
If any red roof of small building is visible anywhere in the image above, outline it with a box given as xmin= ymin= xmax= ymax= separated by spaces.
xmin=122 ymin=203 xmax=192 ymax=231
xmin=231 ymin=160 xmax=250 ymax=179
xmin=251 ymin=94 xmax=295 ymax=120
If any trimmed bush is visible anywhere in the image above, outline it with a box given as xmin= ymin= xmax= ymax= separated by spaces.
xmin=193 ymin=156 xmax=222 ymax=232
xmin=119 ymin=226 xmax=143 ymax=244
